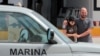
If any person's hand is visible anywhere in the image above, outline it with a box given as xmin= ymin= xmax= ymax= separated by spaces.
xmin=73 ymin=33 xmax=80 ymax=38
xmin=76 ymin=35 xmax=81 ymax=38
xmin=72 ymin=33 xmax=77 ymax=38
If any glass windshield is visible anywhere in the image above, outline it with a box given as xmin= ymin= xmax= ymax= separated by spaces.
xmin=10 ymin=13 xmax=48 ymax=43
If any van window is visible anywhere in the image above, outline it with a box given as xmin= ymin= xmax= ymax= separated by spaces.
xmin=0 ymin=13 xmax=8 ymax=40
xmin=0 ymin=12 xmax=48 ymax=43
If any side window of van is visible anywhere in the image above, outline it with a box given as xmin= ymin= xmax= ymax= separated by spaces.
xmin=0 ymin=12 xmax=48 ymax=43
xmin=0 ymin=13 xmax=8 ymax=40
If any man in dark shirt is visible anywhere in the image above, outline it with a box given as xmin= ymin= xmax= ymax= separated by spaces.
xmin=75 ymin=7 xmax=93 ymax=42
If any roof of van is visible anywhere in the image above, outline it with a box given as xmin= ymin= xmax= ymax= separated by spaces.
xmin=0 ymin=5 xmax=33 ymax=13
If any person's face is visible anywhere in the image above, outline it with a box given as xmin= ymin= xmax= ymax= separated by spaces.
xmin=69 ymin=21 xmax=75 ymax=26
xmin=80 ymin=8 xmax=88 ymax=19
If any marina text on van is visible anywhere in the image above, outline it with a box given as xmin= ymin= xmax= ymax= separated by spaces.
xmin=10 ymin=48 xmax=47 ymax=55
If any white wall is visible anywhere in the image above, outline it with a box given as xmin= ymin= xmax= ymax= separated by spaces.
xmin=93 ymin=11 xmax=100 ymax=21
xmin=8 ymin=0 xmax=23 ymax=5
xmin=0 ymin=0 xmax=2 ymax=2
xmin=93 ymin=1 xmax=100 ymax=21
xmin=0 ymin=0 xmax=23 ymax=5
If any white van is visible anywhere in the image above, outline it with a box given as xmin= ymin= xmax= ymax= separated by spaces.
xmin=0 ymin=5 xmax=100 ymax=56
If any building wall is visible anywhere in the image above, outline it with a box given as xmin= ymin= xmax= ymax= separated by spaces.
xmin=8 ymin=0 xmax=23 ymax=5
xmin=2 ymin=0 xmax=100 ymax=24
xmin=0 ymin=0 xmax=23 ymax=5
xmin=23 ymin=0 xmax=27 ymax=7
xmin=41 ymin=0 xmax=51 ymax=21
xmin=0 ymin=0 xmax=2 ymax=2
xmin=64 ymin=0 xmax=93 ymax=18
xmin=93 ymin=0 xmax=100 ymax=21
xmin=93 ymin=11 xmax=100 ymax=21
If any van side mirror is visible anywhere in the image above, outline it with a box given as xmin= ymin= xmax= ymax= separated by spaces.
xmin=47 ymin=29 xmax=57 ymax=44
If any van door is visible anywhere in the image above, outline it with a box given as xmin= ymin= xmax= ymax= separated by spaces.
xmin=0 ymin=12 xmax=72 ymax=56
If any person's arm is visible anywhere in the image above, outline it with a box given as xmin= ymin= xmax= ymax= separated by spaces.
xmin=77 ymin=19 xmax=93 ymax=38
xmin=67 ymin=33 xmax=74 ymax=37
xmin=62 ymin=20 xmax=67 ymax=29
xmin=77 ymin=28 xmax=91 ymax=38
